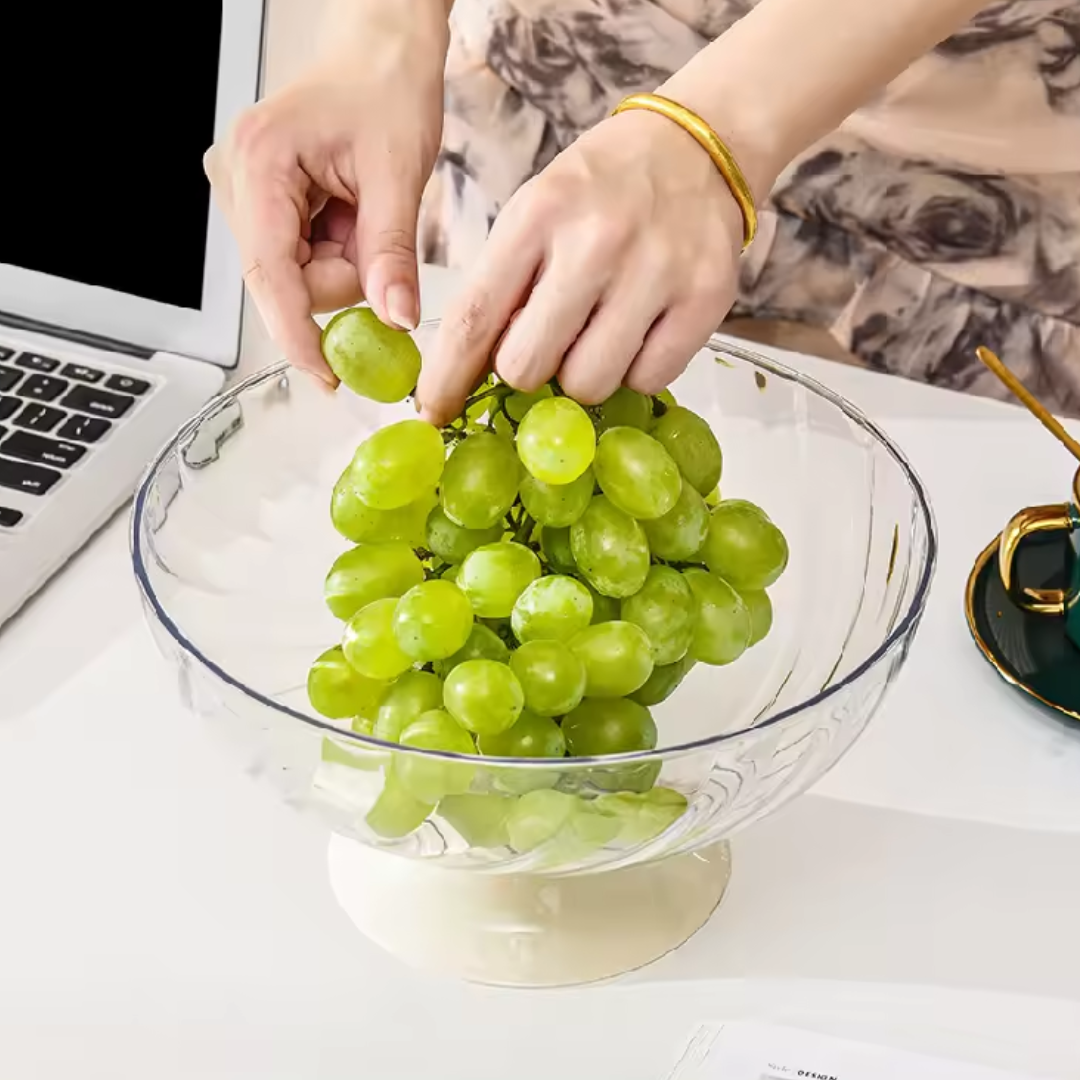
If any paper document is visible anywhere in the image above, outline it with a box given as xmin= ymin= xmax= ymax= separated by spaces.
xmin=664 ymin=1022 xmax=1048 ymax=1080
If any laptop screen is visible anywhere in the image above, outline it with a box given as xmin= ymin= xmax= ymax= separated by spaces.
xmin=0 ymin=7 xmax=222 ymax=313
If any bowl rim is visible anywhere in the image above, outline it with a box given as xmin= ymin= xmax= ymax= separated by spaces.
xmin=130 ymin=333 xmax=937 ymax=768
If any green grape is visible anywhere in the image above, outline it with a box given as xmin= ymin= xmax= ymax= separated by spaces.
xmin=720 ymin=497 xmax=768 ymax=519
xmin=395 ymin=709 xmax=478 ymax=803
xmin=656 ymin=388 xmax=677 ymax=410
xmin=459 ymin=542 xmax=541 ymax=618
xmin=350 ymin=716 xmax=375 ymax=737
xmin=705 ymin=486 xmax=721 ymax=508
xmin=506 ymin=789 xmax=579 ymax=852
xmin=477 ymin=709 xmax=567 ymax=758
xmin=570 ymin=495 xmax=650 ymax=598
xmin=438 ymin=792 xmax=516 ymax=847
xmin=425 ymin=504 xmax=503 ymax=564
xmin=562 ymin=697 xmax=658 ymax=756
xmin=535 ymin=801 xmax=620 ymax=866
xmin=351 ymin=420 xmax=445 ymax=510
xmin=516 ymin=397 xmax=596 ymax=484
xmin=373 ymin=670 xmax=445 ymax=742
xmin=519 ymin=467 xmax=594 ymax=527
xmin=702 ymin=501 xmax=789 ymax=590
xmin=540 ymin=525 xmax=576 ymax=574
xmin=628 ymin=653 xmax=695 ymax=706
xmin=593 ymin=427 xmax=681 ymax=520
xmin=321 ymin=734 xmax=382 ymax=773
xmin=620 ymin=565 xmax=696 ymax=665
xmin=596 ymin=387 xmax=652 ymax=433
xmin=683 ymin=568 xmax=752 ymax=666
xmin=432 ymin=623 xmax=509 ymax=679
xmin=569 ymin=621 xmax=654 ymax=698
xmin=443 ymin=659 xmax=524 ymax=735
xmin=642 ymin=481 xmax=710 ymax=561
xmin=504 ymin=384 xmax=553 ymax=422
xmin=441 ymin=432 xmax=520 ymax=529
xmin=492 ymin=410 xmax=516 ymax=440
xmin=341 ymin=597 xmax=415 ymax=680
xmin=366 ymin=766 xmax=435 ymax=839
xmin=651 ymin=405 xmax=722 ymax=496
xmin=307 ymin=646 xmax=387 ymax=720
xmin=508 ymin=640 xmax=587 ymax=717
xmin=595 ymin=787 xmax=687 ymax=844
xmin=330 ymin=470 xmax=435 ymax=546
xmin=392 ymin=579 xmax=474 ymax=662
xmin=321 ymin=306 xmax=421 ymax=403
xmin=586 ymin=759 xmax=662 ymax=794
xmin=324 ymin=541 xmax=425 ymax=621
xmin=584 ymin=581 xmax=620 ymax=624
xmin=741 ymin=587 xmax=774 ymax=647
xmin=511 ymin=575 xmax=593 ymax=643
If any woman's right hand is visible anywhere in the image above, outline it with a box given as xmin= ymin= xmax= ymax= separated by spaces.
xmin=204 ymin=2 xmax=449 ymax=382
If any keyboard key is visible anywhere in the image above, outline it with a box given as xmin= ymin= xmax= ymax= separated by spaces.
xmin=0 ymin=397 xmax=18 ymax=422
xmin=13 ymin=404 xmax=63 ymax=432
xmin=57 ymin=414 xmax=111 ymax=443
xmin=0 ymin=368 xmax=22 ymax=393
xmin=1 ymin=430 xmax=85 ymax=469
xmin=15 ymin=352 xmax=60 ymax=373
xmin=0 ymin=346 xmax=14 ymax=362
xmin=0 ymin=425 xmax=5 ymax=440
xmin=0 ymin=506 xmax=23 ymax=527
xmin=104 ymin=373 xmax=150 ymax=396
xmin=61 ymin=363 xmax=104 ymax=384
xmin=0 ymin=456 xmax=61 ymax=496
xmin=61 ymin=384 xmax=133 ymax=419
xmin=17 ymin=373 xmax=67 ymax=402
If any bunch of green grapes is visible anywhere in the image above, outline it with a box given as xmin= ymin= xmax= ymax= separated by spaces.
xmin=308 ymin=307 xmax=788 ymax=855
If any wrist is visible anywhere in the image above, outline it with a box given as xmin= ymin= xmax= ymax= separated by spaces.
xmin=656 ymin=56 xmax=791 ymax=207
xmin=318 ymin=0 xmax=451 ymax=69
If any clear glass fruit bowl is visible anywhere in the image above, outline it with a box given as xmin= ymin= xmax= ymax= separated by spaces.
xmin=131 ymin=326 xmax=935 ymax=983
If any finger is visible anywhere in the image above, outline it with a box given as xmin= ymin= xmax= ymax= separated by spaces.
xmin=557 ymin=274 xmax=665 ymax=405
xmin=623 ymin=301 xmax=724 ymax=396
xmin=203 ymin=144 xmax=234 ymax=218
xmin=303 ymin=256 xmax=366 ymax=313
xmin=417 ymin=217 xmax=543 ymax=426
xmin=231 ymin=165 xmax=331 ymax=383
xmin=491 ymin=261 xmax=599 ymax=393
xmin=355 ymin=169 xmax=423 ymax=332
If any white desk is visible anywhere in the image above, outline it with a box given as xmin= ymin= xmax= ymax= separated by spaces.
xmin=2 ymin=267 xmax=1079 ymax=1079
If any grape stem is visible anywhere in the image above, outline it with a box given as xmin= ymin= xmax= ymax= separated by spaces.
xmin=513 ymin=510 xmax=536 ymax=545
xmin=462 ymin=385 xmax=508 ymax=412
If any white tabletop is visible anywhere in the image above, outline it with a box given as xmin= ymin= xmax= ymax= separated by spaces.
xmin=2 ymin=267 xmax=1079 ymax=1079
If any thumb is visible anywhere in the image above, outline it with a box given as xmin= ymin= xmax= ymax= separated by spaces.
xmin=356 ymin=175 xmax=423 ymax=332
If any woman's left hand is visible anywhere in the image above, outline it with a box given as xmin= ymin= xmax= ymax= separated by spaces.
xmin=417 ymin=108 xmax=747 ymax=425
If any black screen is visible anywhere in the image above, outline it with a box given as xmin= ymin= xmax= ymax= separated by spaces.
xmin=0 ymin=6 xmax=222 ymax=310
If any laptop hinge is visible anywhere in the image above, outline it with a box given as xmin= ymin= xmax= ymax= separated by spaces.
xmin=0 ymin=309 xmax=154 ymax=360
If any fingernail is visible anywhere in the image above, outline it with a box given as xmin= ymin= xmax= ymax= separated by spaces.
xmin=386 ymin=285 xmax=418 ymax=331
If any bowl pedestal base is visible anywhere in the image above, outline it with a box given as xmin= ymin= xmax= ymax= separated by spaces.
xmin=327 ymin=834 xmax=732 ymax=987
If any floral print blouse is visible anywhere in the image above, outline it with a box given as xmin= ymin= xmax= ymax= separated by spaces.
xmin=420 ymin=0 xmax=1080 ymax=413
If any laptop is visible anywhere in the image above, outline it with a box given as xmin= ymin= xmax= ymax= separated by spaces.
xmin=0 ymin=1 xmax=266 ymax=627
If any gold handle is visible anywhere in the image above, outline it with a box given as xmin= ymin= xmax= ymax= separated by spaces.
xmin=999 ymin=503 xmax=1074 ymax=615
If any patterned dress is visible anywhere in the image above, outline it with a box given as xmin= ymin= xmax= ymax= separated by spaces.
xmin=419 ymin=0 xmax=1080 ymax=413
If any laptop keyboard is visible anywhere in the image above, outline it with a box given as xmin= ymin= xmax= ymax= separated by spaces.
xmin=0 ymin=344 xmax=154 ymax=527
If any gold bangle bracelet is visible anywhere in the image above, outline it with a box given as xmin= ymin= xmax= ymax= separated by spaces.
xmin=611 ymin=92 xmax=758 ymax=249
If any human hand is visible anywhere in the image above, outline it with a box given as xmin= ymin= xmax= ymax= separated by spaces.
xmin=417 ymin=108 xmax=748 ymax=424
xmin=204 ymin=3 xmax=448 ymax=382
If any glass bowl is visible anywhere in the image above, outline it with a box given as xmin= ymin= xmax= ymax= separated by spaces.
xmin=131 ymin=326 xmax=936 ymax=985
